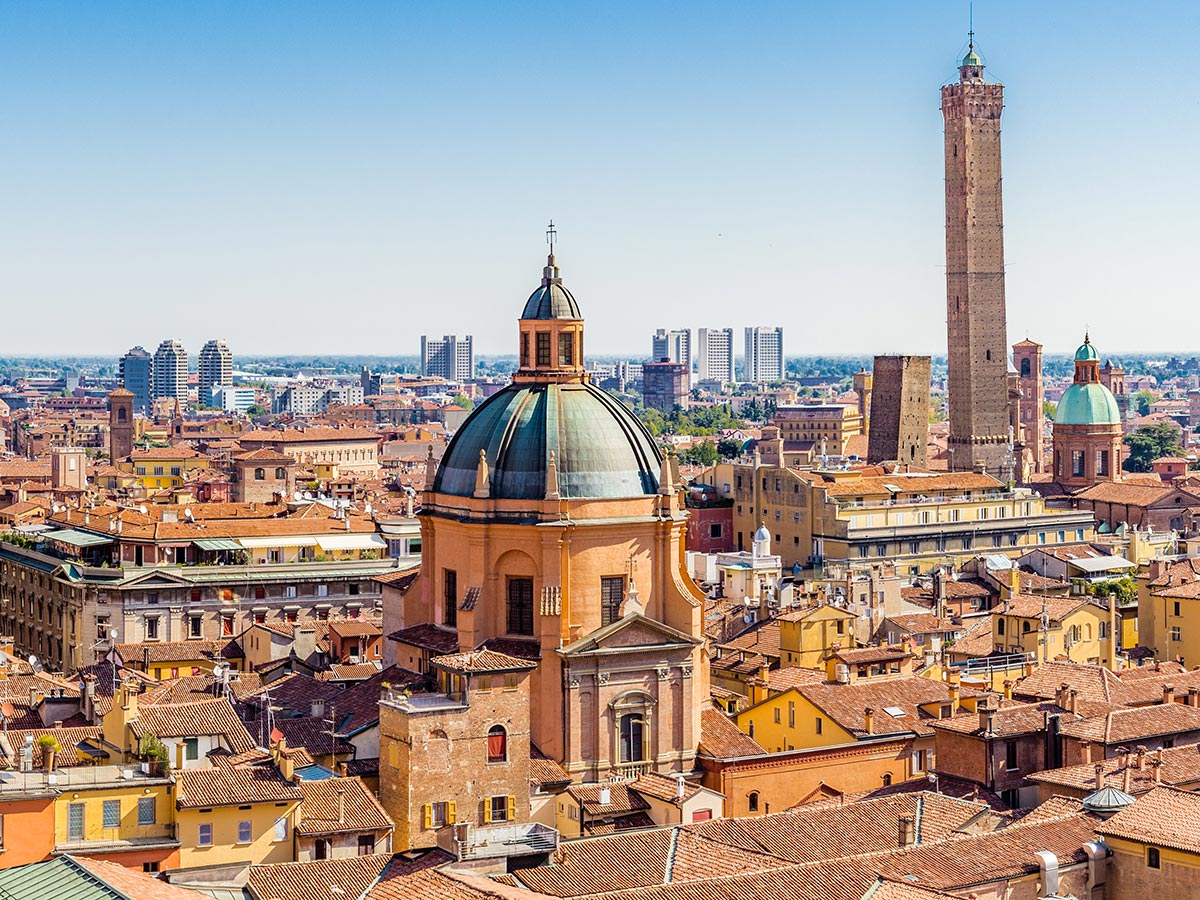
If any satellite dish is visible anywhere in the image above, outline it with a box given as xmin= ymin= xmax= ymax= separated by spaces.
xmin=293 ymin=491 xmax=302 ymax=501
xmin=303 ymin=492 xmax=313 ymax=500
xmin=109 ymin=629 xmax=118 ymax=640
xmin=139 ymin=505 xmax=148 ymax=515
xmin=28 ymin=655 xmax=42 ymax=674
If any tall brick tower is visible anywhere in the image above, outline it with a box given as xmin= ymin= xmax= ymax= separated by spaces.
xmin=942 ymin=37 xmax=1013 ymax=480
xmin=1012 ymin=339 xmax=1044 ymax=476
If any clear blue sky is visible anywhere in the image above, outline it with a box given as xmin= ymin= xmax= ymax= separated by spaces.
xmin=3 ymin=1 xmax=1197 ymax=358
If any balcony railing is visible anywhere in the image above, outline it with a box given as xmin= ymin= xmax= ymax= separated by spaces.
xmin=438 ymin=822 xmax=559 ymax=861
xmin=611 ymin=761 xmax=650 ymax=780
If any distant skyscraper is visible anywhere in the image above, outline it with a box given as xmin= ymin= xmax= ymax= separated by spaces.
xmin=652 ymin=329 xmax=691 ymax=370
xmin=118 ymin=346 xmax=153 ymax=414
xmin=421 ymin=335 xmax=474 ymax=383
xmin=697 ymin=328 xmax=733 ymax=383
xmin=152 ymin=339 xmax=188 ymax=404
xmin=744 ymin=326 xmax=784 ymax=382
xmin=943 ymin=38 xmax=1012 ymax=478
xmin=198 ymin=339 xmax=233 ymax=406
xmin=642 ymin=361 xmax=690 ymax=413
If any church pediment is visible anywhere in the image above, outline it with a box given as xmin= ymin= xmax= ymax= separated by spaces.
xmin=559 ymin=613 xmax=700 ymax=657
xmin=120 ymin=570 xmax=195 ymax=589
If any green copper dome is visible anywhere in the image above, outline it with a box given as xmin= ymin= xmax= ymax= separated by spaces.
xmin=1075 ymin=338 xmax=1100 ymax=362
xmin=434 ymin=382 xmax=661 ymax=500
xmin=1055 ymin=383 xmax=1121 ymax=426
xmin=961 ymin=48 xmax=982 ymax=67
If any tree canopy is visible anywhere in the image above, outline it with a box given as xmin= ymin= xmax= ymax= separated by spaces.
xmin=1123 ymin=422 xmax=1184 ymax=472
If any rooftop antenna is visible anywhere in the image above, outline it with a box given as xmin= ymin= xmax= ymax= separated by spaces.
xmin=968 ymin=0 xmax=974 ymax=50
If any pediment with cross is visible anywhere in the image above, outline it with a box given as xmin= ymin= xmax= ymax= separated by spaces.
xmin=558 ymin=613 xmax=700 ymax=658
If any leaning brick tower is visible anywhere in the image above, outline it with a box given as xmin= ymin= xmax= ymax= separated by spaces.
xmin=942 ymin=37 xmax=1013 ymax=481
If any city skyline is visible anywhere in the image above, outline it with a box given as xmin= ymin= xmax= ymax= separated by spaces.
xmin=4 ymin=2 xmax=1198 ymax=355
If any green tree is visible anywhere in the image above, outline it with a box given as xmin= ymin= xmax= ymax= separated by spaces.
xmin=1133 ymin=390 xmax=1156 ymax=417
xmin=1123 ymin=422 xmax=1184 ymax=472
xmin=245 ymin=403 xmax=268 ymax=416
xmin=1088 ymin=575 xmax=1137 ymax=605
xmin=717 ymin=438 xmax=744 ymax=460
xmin=450 ymin=394 xmax=475 ymax=411
xmin=1042 ymin=400 xmax=1057 ymax=420
xmin=681 ymin=440 xmax=718 ymax=466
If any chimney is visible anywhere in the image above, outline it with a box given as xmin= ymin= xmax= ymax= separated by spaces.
xmin=1163 ymin=684 xmax=1176 ymax=705
xmin=1067 ymin=689 xmax=1078 ymax=716
xmin=1151 ymin=757 xmax=1163 ymax=785
xmin=978 ymin=700 xmax=994 ymax=734
xmin=1094 ymin=763 xmax=1105 ymax=791
xmin=599 ymin=786 xmax=611 ymax=806
xmin=1136 ymin=745 xmax=1148 ymax=771
xmin=311 ymin=699 xmax=325 ymax=719
xmin=675 ymin=775 xmax=686 ymax=800
xmin=898 ymin=815 xmax=916 ymax=848
xmin=864 ymin=707 xmax=875 ymax=735
xmin=1025 ymin=661 xmax=1035 ymax=678
xmin=1081 ymin=740 xmax=1092 ymax=765
xmin=1188 ymin=688 xmax=1200 ymax=708
xmin=948 ymin=682 xmax=961 ymax=714
xmin=1009 ymin=567 xmax=1021 ymax=598
xmin=1123 ymin=760 xmax=1133 ymax=794
xmin=1003 ymin=680 xmax=1014 ymax=701
xmin=337 ymin=787 xmax=345 ymax=824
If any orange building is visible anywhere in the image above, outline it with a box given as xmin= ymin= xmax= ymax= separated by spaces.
xmin=390 ymin=244 xmax=708 ymax=782
xmin=0 ymin=788 xmax=56 ymax=865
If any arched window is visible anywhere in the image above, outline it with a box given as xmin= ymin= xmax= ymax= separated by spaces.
xmin=275 ymin=468 xmax=286 ymax=479
xmin=487 ymin=725 xmax=507 ymax=763
xmin=619 ymin=713 xmax=645 ymax=763
xmin=997 ymin=618 xmax=1005 ymax=635
xmin=1020 ymin=358 xmax=1031 ymax=377
xmin=882 ymin=773 xmax=892 ymax=786
xmin=254 ymin=468 xmax=265 ymax=480
xmin=747 ymin=792 xmax=759 ymax=813
xmin=1023 ymin=621 xmax=1031 ymax=633
xmin=117 ymin=407 xmax=127 ymax=422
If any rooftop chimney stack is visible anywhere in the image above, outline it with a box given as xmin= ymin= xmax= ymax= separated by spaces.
xmin=1094 ymin=763 xmax=1105 ymax=791
xmin=1164 ymin=684 xmax=1176 ymax=705
xmin=599 ymin=786 xmax=611 ymax=806
xmin=864 ymin=707 xmax=875 ymax=735
xmin=898 ymin=815 xmax=916 ymax=848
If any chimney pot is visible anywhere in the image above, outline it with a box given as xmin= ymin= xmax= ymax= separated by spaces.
xmin=1081 ymin=740 xmax=1092 ymax=765
xmin=1164 ymin=684 xmax=1176 ymax=704
xmin=864 ymin=707 xmax=875 ymax=735
xmin=1094 ymin=762 xmax=1105 ymax=791
xmin=1136 ymin=745 xmax=1148 ymax=770
xmin=898 ymin=814 xmax=916 ymax=848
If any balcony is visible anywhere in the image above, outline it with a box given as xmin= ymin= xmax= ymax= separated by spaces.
xmin=611 ymin=761 xmax=650 ymax=780
xmin=438 ymin=821 xmax=559 ymax=861
xmin=381 ymin=687 xmax=467 ymax=713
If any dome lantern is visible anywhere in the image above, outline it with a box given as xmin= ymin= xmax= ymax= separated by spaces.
xmin=516 ymin=223 xmax=587 ymax=385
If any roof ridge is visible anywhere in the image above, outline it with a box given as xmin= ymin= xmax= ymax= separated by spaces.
xmin=60 ymin=855 xmax=137 ymax=900
xmin=914 ymin=794 xmax=924 ymax=845
xmin=664 ymin=825 xmax=681 ymax=884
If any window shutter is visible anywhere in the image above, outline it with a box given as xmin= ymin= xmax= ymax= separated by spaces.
xmin=447 ymin=801 xmax=457 ymax=824
xmin=422 ymin=804 xmax=431 ymax=830
xmin=507 ymin=795 xmax=516 ymax=821
xmin=482 ymin=799 xmax=492 ymax=823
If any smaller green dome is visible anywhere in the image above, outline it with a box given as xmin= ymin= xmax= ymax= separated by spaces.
xmin=1055 ymin=383 xmax=1121 ymax=426
xmin=962 ymin=48 xmax=982 ymax=67
xmin=1075 ymin=338 xmax=1099 ymax=362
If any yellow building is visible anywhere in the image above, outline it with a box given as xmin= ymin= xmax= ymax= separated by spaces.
xmin=991 ymin=594 xmax=1111 ymax=665
xmin=1140 ymin=558 xmax=1200 ymax=667
xmin=174 ymin=762 xmax=303 ymax=868
xmin=777 ymin=604 xmax=858 ymax=668
xmin=1095 ymin=786 xmax=1200 ymax=898
xmin=124 ymin=447 xmax=210 ymax=492
xmin=49 ymin=764 xmax=178 ymax=870
xmin=701 ymin=465 xmax=1096 ymax=573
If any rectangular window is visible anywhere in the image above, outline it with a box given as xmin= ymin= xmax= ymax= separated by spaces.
xmin=709 ymin=523 xmax=723 ymax=539
xmin=138 ymin=797 xmax=156 ymax=826
xmin=358 ymin=834 xmax=376 ymax=855
xmin=815 ymin=717 xmax=822 ymax=734
xmin=103 ymin=799 xmax=121 ymax=829
xmin=285 ymin=586 xmax=297 ymax=599
xmin=787 ymin=701 xmax=795 ymax=728
xmin=238 ymin=820 xmax=252 ymax=843
xmin=189 ymin=616 xmax=202 ymax=638
xmin=198 ymin=823 xmax=213 ymax=846
xmin=1097 ymin=450 xmax=1109 ymax=476
xmin=444 ymin=569 xmax=458 ymax=628
xmin=773 ymin=708 xmax=781 ymax=724
xmin=490 ymin=795 xmax=511 ymax=823
xmin=1148 ymin=847 xmax=1161 ymax=869
xmin=1172 ymin=626 xmax=1182 ymax=642
xmin=316 ymin=584 xmax=328 ymax=598
xmin=1005 ymin=739 xmax=1018 ymax=771
xmin=185 ymin=738 xmax=199 ymax=761
xmin=255 ymin=587 xmax=266 ymax=600
xmin=507 ymin=577 xmax=534 ymax=636
xmin=558 ymin=332 xmax=574 ymax=367
xmin=1071 ymin=451 xmax=1085 ymax=477
xmin=1175 ymin=602 xmax=1182 ymax=617
xmin=273 ymin=817 xmax=288 ymax=842
xmin=431 ymin=801 xmax=448 ymax=828
xmin=222 ymin=615 xmax=234 ymax=636
xmin=600 ymin=576 xmax=624 ymax=626
xmin=520 ymin=332 xmax=529 ymax=367
xmin=68 ymin=803 xmax=85 ymax=841
xmin=536 ymin=332 xmax=552 ymax=367
xmin=145 ymin=617 xmax=159 ymax=640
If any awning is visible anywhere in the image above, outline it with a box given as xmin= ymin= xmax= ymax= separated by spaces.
xmin=193 ymin=538 xmax=244 ymax=552
xmin=315 ymin=534 xmax=389 ymax=552
xmin=1069 ymin=555 xmax=1135 ymax=574
xmin=237 ymin=536 xmax=319 ymax=549
xmin=42 ymin=529 xmax=113 ymax=548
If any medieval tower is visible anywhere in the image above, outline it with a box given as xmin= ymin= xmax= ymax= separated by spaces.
xmin=942 ymin=38 xmax=1013 ymax=480
xmin=867 ymin=355 xmax=930 ymax=468
xmin=1012 ymin=339 xmax=1044 ymax=476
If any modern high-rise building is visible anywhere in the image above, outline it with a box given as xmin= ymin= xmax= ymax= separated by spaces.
xmin=152 ymin=339 xmax=188 ymax=404
xmin=697 ymin=328 xmax=733 ymax=383
xmin=420 ymin=335 xmax=474 ymax=383
xmin=744 ymin=326 xmax=784 ymax=383
xmin=118 ymin=346 xmax=153 ymax=414
xmin=651 ymin=329 xmax=691 ymax=370
xmin=198 ymin=339 xmax=233 ymax=406
xmin=642 ymin=361 xmax=690 ymax=413
xmin=942 ymin=38 xmax=1013 ymax=479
